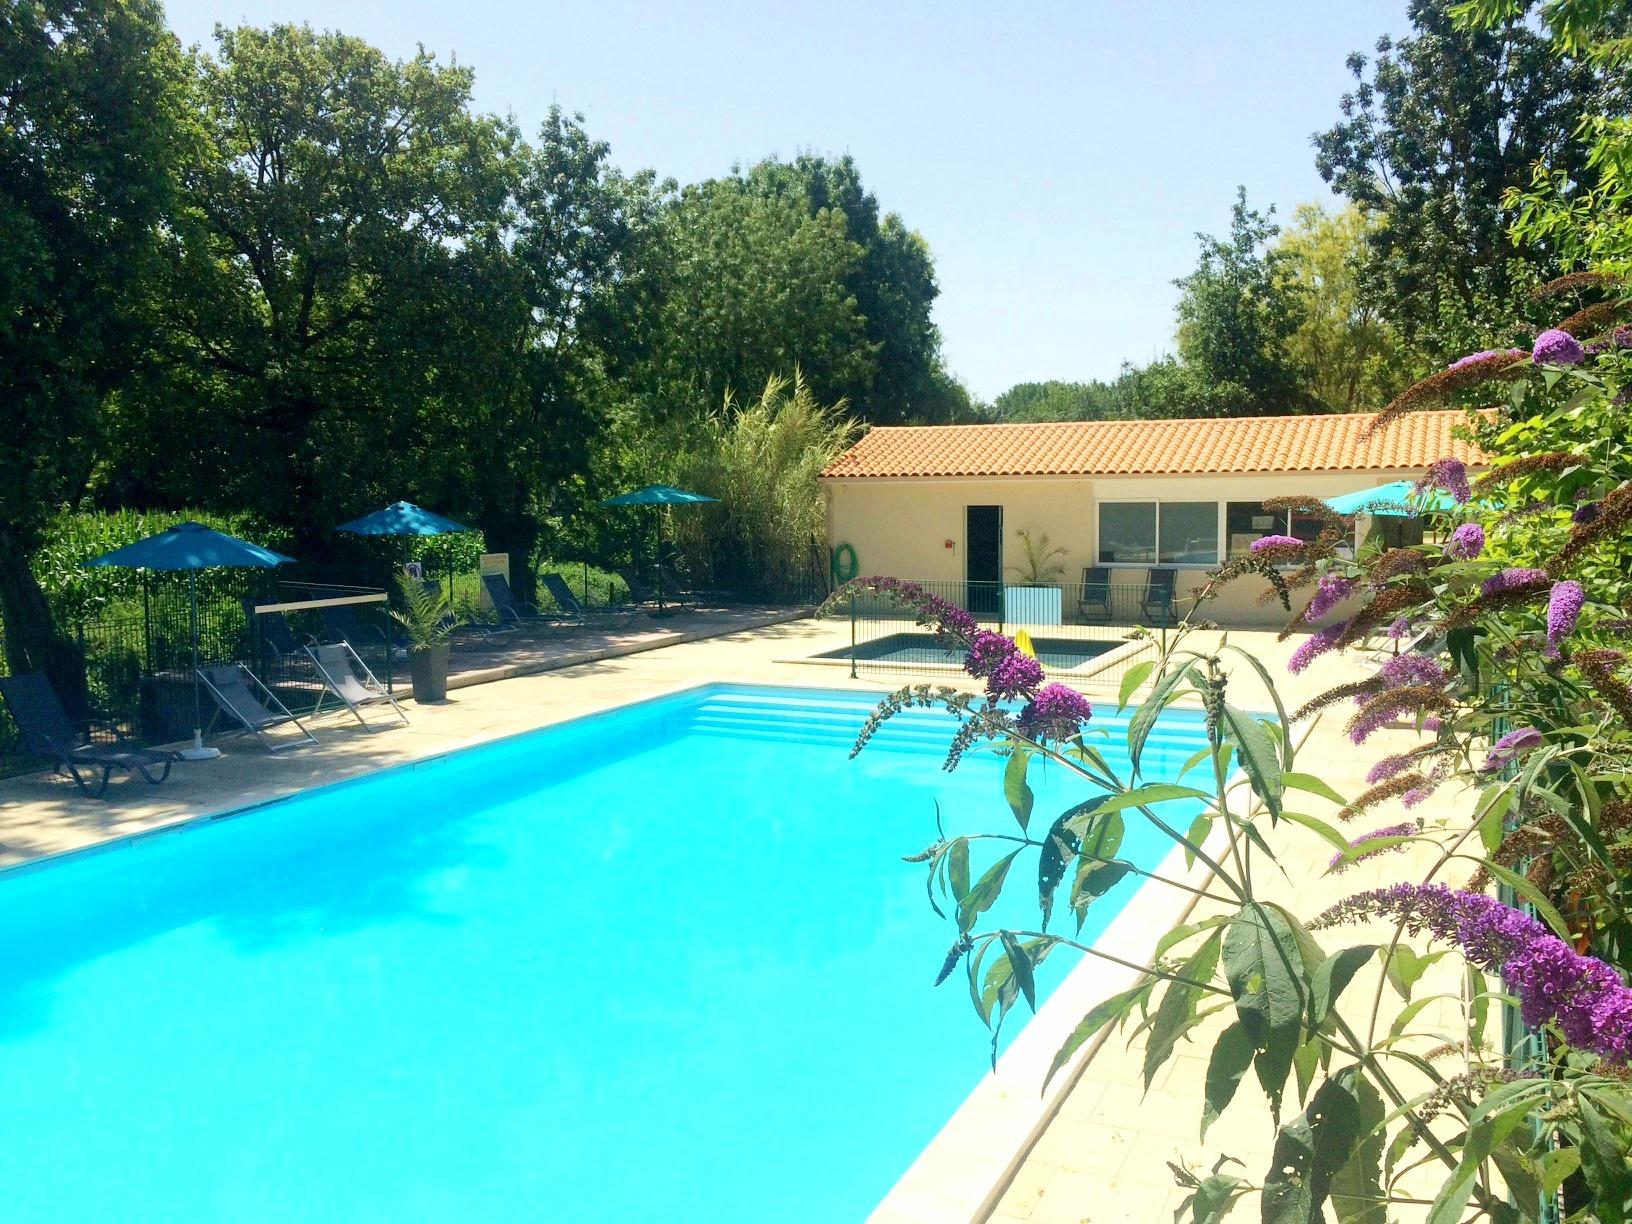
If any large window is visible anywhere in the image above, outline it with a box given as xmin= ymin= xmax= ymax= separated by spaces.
xmin=1099 ymin=501 xmax=1219 ymax=566
xmin=1098 ymin=502 xmax=1155 ymax=564
xmin=1227 ymin=502 xmax=1355 ymax=558
xmin=1159 ymin=502 xmax=1219 ymax=565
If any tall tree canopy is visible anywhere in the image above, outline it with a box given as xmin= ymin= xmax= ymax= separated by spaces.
xmin=1275 ymin=203 xmax=1417 ymax=412
xmin=414 ymin=108 xmax=667 ymax=602
xmin=1173 ymin=188 xmax=1312 ymax=415
xmin=1313 ymin=0 xmax=1624 ymax=357
xmin=636 ymin=154 xmax=968 ymax=427
xmin=0 ymin=0 xmax=185 ymax=702
xmin=111 ymin=23 xmax=513 ymax=556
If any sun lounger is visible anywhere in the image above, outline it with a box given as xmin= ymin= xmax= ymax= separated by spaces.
xmin=616 ymin=566 xmax=661 ymax=607
xmin=481 ymin=573 xmax=544 ymax=627
xmin=305 ymin=642 xmax=408 ymax=731
xmin=197 ymin=663 xmax=316 ymax=751
xmin=0 ymin=672 xmax=174 ymax=797
xmin=538 ymin=573 xmax=587 ymax=621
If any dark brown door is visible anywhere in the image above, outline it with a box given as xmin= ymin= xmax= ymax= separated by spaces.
xmin=966 ymin=505 xmax=1002 ymax=615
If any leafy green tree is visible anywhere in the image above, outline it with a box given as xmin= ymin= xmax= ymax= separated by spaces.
xmin=0 ymin=0 xmax=185 ymax=706
xmin=1173 ymin=189 xmax=1313 ymax=415
xmin=637 ymin=176 xmax=876 ymax=424
xmin=989 ymin=381 xmax=1118 ymax=422
xmin=1313 ymin=0 xmax=1624 ymax=357
xmin=740 ymin=155 xmax=961 ymax=423
xmin=1275 ymin=203 xmax=1421 ymax=411
xmin=113 ymin=24 xmax=512 ymax=557
xmin=416 ymin=108 xmax=668 ymax=603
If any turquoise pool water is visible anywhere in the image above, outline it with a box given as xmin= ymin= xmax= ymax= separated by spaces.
xmin=0 ymin=684 xmax=1208 ymax=1221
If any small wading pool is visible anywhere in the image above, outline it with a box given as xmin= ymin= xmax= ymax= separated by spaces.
xmin=0 ymin=683 xmax=1209 ymax=1222
xmin=816 ymin=630 xmax=1119 ymax=671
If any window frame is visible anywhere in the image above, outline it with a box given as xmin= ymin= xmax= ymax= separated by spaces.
xmin=1096 ymin=499 xmax=1222 ymax=569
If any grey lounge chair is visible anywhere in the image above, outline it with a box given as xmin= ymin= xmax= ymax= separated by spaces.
xmin=197 ymin=663 xmax=316 ymax=752
xmin=1078 ymin=567 xmax=1113 ymax=622
xmin=1141 ymin=568 xmax=1178 ymax=626
xmin=0 ymin=672 xmax=174 ymax=798
xmin=305 ymin=642 xmax=408 ymax=731
xmin=540 ymin=572 xmax=598 ymax=623
xmin=659 ymin=564 xmax=725 ymax=605
xmin=481 ymin=573 xmax=543 ymax=627
xmin=242 ymin=599 xmax=316 ymax=666
xmin=616 ymin=566 xmax=661 ymax=607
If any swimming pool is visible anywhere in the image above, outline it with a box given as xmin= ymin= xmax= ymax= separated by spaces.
xmin=0 ymin=684 xmax=1209 ymax=1221
xmin=816 ymin=631 xmax=1119 ymax=671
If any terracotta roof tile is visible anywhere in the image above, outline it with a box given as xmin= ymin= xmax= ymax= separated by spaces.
xmin=820 ymin=410 xmax=1487 ymax=479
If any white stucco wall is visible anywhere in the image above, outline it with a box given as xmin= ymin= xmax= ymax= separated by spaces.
xmin=822 ymin=469 xmax=1428 ymax=628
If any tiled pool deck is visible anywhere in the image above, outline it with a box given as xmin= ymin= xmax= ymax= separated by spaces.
xmin=0 ymin=615 xmax=1470 ymax=1222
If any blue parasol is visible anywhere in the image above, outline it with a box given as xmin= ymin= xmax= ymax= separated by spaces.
xmin=1324 ymin=481 xmax=1455 ymax=518
xmin=600 ymin=486 xmax=719 ymax=615
xmin=86 ymin=522 xmax=294 ymax=759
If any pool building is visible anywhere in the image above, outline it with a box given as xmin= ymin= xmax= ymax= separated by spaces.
xmin=821 ymin=408 xmax=1485 ymax=628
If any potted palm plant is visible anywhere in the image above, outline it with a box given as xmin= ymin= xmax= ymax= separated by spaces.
xmin=1004 ymin=528 xmax=1067 ymax=625
xmin=390 ymin=574 xmax=465 ymax=703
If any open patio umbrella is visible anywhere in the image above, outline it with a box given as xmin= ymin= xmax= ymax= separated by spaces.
xmin=336 ymin=500 xmax=475 ymax=593
xmin=600 ymin=485 xmax=719 ymax=616
xmin=1324 ymin=481 xmax=1456 ymax=518
xmin=85 ymin=521 xmax=294 ymax=761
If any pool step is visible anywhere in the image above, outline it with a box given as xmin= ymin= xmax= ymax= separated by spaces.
xmin=683 ymin=690 xmax=1206 ymax=757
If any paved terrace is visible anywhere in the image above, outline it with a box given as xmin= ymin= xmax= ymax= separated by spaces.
xmin=0 ymin=615 xmax=1467 ymax=1222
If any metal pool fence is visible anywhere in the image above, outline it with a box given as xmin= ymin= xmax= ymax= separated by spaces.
xmin=0 ymin=580 xmax=396 ymax=777
xmin=822 ymin=579 xmax=1169 ymax=687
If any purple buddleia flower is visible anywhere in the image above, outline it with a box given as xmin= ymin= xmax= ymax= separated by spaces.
xmin=964 ymin=630 xmax=1015 ymax=680
xmin=1303 ymin=575 xmax=1356 ymax=623
xmin=1017 ymin=683 xmax=1093 ymax=741
xmin=986 ymin=650 xmax=1045 ymax=701
xmin=1449 ymin=348 xmax=1525 ymax=370
xmin=1288 ymin=624 xmax=1344 ymax=674
xmin=1574 ymin=501 xmax=1601 ymax=526
xmin=1366 ymin=754 xmax=1414 ymax=785
xmin=1423 ymin=715 xmax=1443 ymax=733
xmin=1482 ymin=567 xmax=1550 ymax=597
xmin=1329 ymin=822 xmax=1417 ymax=873
xmin=1481 ymin=726 xmax=1544 ymax=772
xmin=1446 ymin=523 xmax=1485 ymax=561
xmin=1349 ymin=690 xmax=1425 ymax=745
xmin=1250 ymin=534 xmax=1304 ymax=559
xmin=1314 ymin=883 xmax=1632 ymax=1063
xmin=1422 ymin=458 xmax=1472 ymax=505
xmin=1533 ymin=328 xmax=1586 ymax=366
xmin=1379 ymin=653 xmax=1447 ymax=689
xmin=1386 ymin=617 xmax=1414 ymax=641
xmin=1547 ymin=580 xmax=1585 ymax=648
xmin=1402 ymin=785 xmax=1435 ymax=809
xmin=922 ymin=593 xmax=978 ymax=640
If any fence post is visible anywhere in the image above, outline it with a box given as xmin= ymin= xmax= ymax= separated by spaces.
xmin=582 ymin=561 xmax=590 ymax=607
xmin=849 ymin=595 xmax=858 ymax=680
xmin=142 ymin=573 xmax=152 ymax=674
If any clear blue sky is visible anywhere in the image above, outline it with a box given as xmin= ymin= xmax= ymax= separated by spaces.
xmin=163 ymin=0 xmax=1408 ymax=402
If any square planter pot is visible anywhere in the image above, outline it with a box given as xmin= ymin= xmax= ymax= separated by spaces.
xmin=1003 ymin=584 xmax=1062 ymax=626
xmin=408 ymin=644 xmax=450 ymax=703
